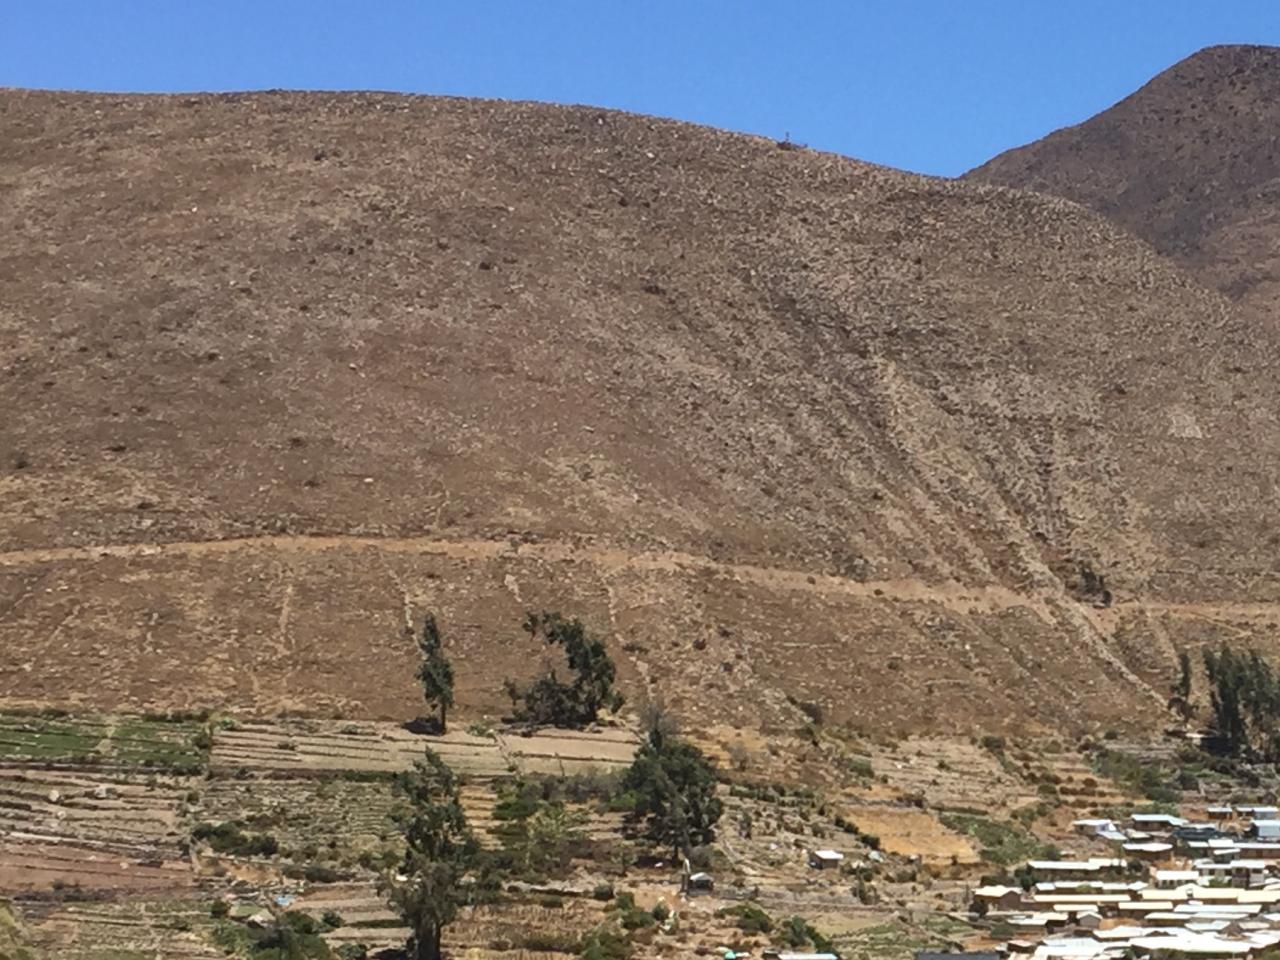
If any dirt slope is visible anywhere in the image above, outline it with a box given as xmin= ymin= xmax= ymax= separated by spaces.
xmin=3 ymin=89 xmax=1279 ymax=735
xmin=967 ymin=44 xmax=1280 ymax=318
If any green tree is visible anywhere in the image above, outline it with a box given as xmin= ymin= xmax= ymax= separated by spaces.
xmin=252 ymin=910 xmax=332 ymax=959
xmin=415 ymin=614 xmax=454 ymax=733
xmin=380 ymin=749 xmax=481 ymax=960
xmin=1203 ymin=645 xmax=1280 ymax=760
xmin=510 ymin=612 xmax=624 ymax=728
xmin=1169 ymin=649 xmax=1195 ymax=723
xmin=621 ymin=708 xmax=723 ymax=858
xmin=777 ymin=915 xmax=834 ymax=952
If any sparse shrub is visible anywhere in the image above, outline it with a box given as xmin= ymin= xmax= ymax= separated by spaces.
xmin=579 ymin=923 xmax=630 ymax=960
xmin=846 ymin=756 xmax=874 ymax=778
xmin=651 ymin=902 xmax=670 ymax=923
xmin=718 ymin=902 xmax=773 ymax=934
xmin=521 ymin=930 xmax=582 ymax=951
xmin=191 ymin=821 xmax=279 ymax=858
xmin=776 ymin=915 xmax=834 ymax=951
xmin=321 ymin=910 xmax=344 ymax=929
xmin=210 ymin=899 xmax=230 ymax=919
xmin=592 ymin=882 xmax=616 ymax=901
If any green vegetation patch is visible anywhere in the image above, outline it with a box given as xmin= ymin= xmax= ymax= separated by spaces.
xmin=940 ymin=812 xmax=1057 ymax=866
xmin=0 ymin=714 xmax=108 ymax=761
xmin=111 ymin=717 xmax=208 ymax=772
xmin=717 ymin=902 xmax=774 ymax=934
xmin=0 ymin=711 xmax=211 ymax=773
xmin=192 ymin=821 xmax=280 ymax=858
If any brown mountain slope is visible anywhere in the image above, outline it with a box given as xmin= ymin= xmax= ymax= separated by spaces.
xmin=966 ymin=44 xmax=1280 ymax=318
xmin=2 ymin=89 xmax=1278 ymax=736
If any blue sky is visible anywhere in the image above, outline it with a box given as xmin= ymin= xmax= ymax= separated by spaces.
xmin=3 ymin=2 xmax=1278 ymax=176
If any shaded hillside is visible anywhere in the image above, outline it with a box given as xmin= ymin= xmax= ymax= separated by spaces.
xmin=2 ymin=89 xmax=1278 ymax=735
xmin=967 ymin=44 xmax=1280 ymax=317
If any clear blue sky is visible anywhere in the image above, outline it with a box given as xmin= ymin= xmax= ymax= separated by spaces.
xmin=4 ymin=1 xmax=1278 ymax=176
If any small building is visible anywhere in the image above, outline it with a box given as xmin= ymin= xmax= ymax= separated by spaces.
xmin=1076 ymin=910 xmax=1102 ymax=930
xmin=1073 ymin=818 xmax=1117 ymax=837
xmin=1237 ymin=805 xmax=1279 ymax=820
xmin=1130 ymin=813 xmax=1188 ymax=832
xmin=914 ymin=954 xmax=1000 ymax=960
xmin=1004 ymin=913 xmax=1069 ymax=935
xmin=1235 ymin=842 xmax=1280 ymax=860
xmin=1174 ymin=823 xmax=1221 ymax=843
xmin=1229 ymin=859 xmax=1270 ymax=888
xmin=1129 ymin=932 xmax=1253 ymax=955
xmin=1251 ymin=819 xmax=1280 ymax=840
xmin=1207 ymin=805 xmax=1234 ymax=821
xmin=684 ymin=871 xmax=714 ymax=895
xmin=807 ymin=848 xmax=844 ymax=870
xmin=1123 ymin=841 xmax=1174 ymax=862
xmin=1026 ymin=858 xmax=1124 ymax=879
xmin=1155 ymin=869 xmax=1202 ymax=889
xmin=1118 ymin=899 xmax=1175 ymax=917
xmin=973 ymin=884 xmax=1024 ymax=911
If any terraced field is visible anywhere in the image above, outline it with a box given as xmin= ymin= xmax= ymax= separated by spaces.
xmin=210 ymin=719 xmax=635 ymax=778
xmin=0 ymin=710 xmax=655 ymax=958
xmin=0 ymin=713 xmax=207 ymax=771
xmin=864 ymin=736 xmax=1035 ymax=811
xmin=0 ymin=714 xmax=206 ymax=897
xmin=3 ymin=711 xmax=1122 ymax=959
xmin=21 ymin=899 xmax=223 ymax=959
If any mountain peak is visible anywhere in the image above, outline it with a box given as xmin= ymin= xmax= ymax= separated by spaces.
xmin=966 ymin=44 xmax=1280 ymax=315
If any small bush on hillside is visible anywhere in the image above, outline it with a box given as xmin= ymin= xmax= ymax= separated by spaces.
xmin=579 ymin=923 xmax=630 ymax=960
xmin=718 ymin=902 xmax=773 ymax=934
xmin=191 ymin=821 xmax=279 ymax=858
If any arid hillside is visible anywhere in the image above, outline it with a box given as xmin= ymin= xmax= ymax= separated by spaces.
xmin=3 ymin=88 xmax=1278 ymax=735
xmin=967 ymin=44 xmax=1280 ymax=318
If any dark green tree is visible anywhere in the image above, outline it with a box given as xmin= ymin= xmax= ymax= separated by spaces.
xmin=621 ymin=708 xmax=723 ymax=858
xmin=1203 ymin=645 xmax=1280 ymax=760
xmin=415 ymin=614 xmax=454 ymax=733
xmin=1169 ymin=650 xmax=1195 ymax=723
xmin=777 ymin=915 xmax=835 ymax=952
xmin=511 ymin=612 xmax=624 ymax=728
xmin=380 ymin=749 xmax=481 ymax=960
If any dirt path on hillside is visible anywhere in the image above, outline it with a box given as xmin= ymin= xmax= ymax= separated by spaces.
xmin=0 ymin=533 xmax=1050 ymax=617
xmin=0 ymin=533 xmax=1270 ymax=627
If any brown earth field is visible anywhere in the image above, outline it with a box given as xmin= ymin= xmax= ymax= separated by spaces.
xmin=4 ymin=82 xmax=1280 ymax=735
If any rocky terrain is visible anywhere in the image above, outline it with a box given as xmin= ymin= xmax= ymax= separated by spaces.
xmin=4 ymin=79 xmax=1280 ymax=736
xmin=968 ymin=44 xmax=1280 ymax=320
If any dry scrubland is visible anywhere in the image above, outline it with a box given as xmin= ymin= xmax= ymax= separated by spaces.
xmin=5 ymin=70 xmax=1280 ymax=736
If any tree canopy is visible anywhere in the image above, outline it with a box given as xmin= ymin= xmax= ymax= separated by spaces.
xmin=1203 ymin=645 xmax=1280 ymax=760
xmin=415 ymin=614 xmax=455 ymax=733
xmin=621 ymin=711 xmax=723 ymax=857
xmin=1169 ymin=649 xmax=1195 ymax=724
xmin=380 ymin=749 xmax=482 ymax=960
xmin=508 ymin=612 xmax=624 ymax=728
